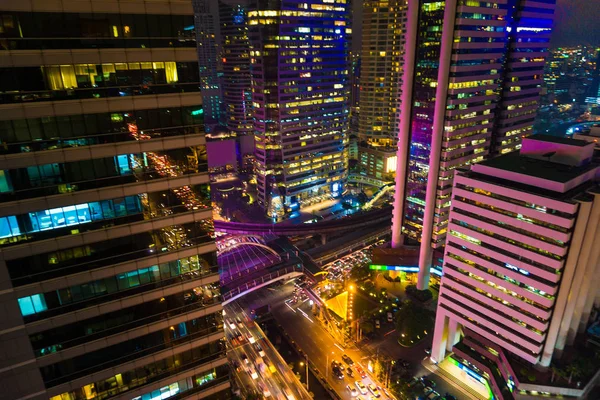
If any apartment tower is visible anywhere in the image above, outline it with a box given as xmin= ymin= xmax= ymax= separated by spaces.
xmin=432 ymin=135 xmax=600 ymax=399
xmin=0 ymin=1 xmax=228 ymax=400
xmin=391 ymin=0 xmax=556 ymax=288
xmin=248 ymin=0 xmax=350 ymax=217
xmin=357 ymin=0 xmax=406 ymax=180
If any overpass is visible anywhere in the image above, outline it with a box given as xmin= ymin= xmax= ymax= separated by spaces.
xmin=214 ymin=206 xmax=392 ymax=235
xmin=222 ymin=264 xmax=310 ymax=305
xmin=347 ymin=173 xmax=391 ymax=188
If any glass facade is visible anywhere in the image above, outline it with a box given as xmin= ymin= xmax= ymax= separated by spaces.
xmin=0 ymin=147 xmax=208 ymax=202
xmin=0 ymin=3 xmax=226 ymax=399
xmin=248 ymin=0 xmax=350 ymax=216
xmin=0 ymin=61 xmax=200 ymax=104
xmin=0 ymin=11 xmax=196 ymax=50
xmin=0 ymin=107 xmax=205 ymax=155
xmin=397 ymin=0 xmax=554 ymax=253
xmin=403 ymin=0 xmax=445 ymax=242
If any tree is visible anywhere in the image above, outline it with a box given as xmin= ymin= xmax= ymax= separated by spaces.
xmin=565 ymin=361 xmax=584 ymax=385
xmin=395 ymin=300 xmax=434 ymax=341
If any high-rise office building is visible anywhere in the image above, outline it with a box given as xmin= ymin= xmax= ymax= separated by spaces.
xmin=356 ymin=0 xmax=406 ymax=181
xmin=432 ymin=135 xmax=600 ymax=399
xmin=248 ymin=0 xmax=350 ymax=217
xmin=0 ymin=1 xmax=228 ymax=400
xmin=220 ymin=0 xmax=253 ymax=138
xmin=358 ymin=0 xmax=405 ymax=149
xmin=194 ymin=0 xmax=223 ymax=132
xmin=391 ymin=0 xmax=556 ymax=288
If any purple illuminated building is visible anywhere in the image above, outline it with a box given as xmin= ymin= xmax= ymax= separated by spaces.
xmin=432 ymin=135 xmax=600 ymax=399
xmin=391 ymin=0 xmax=556 ymax=289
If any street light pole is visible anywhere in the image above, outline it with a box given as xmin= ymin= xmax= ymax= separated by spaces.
xmin=305 ymin=354 xmax=309 ymax=391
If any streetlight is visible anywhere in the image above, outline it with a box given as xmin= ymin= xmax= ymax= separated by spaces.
xmin=300 ymin=356 xmax=309 ymax=391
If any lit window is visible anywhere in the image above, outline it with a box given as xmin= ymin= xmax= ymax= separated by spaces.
xmin=18 ymin=294 xmax=47 ymax=316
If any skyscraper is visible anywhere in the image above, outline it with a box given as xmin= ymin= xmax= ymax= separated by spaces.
xmin=248 ymin=0 xmax=350 ymax=217
xmin=391 ymin=0 xmax=556 ymax=288
xmin=220 ymin=0 xmax=253 ymax=138
xmin=358 ymin=0 xmax=406 ymax=149
xmin=194 ymin=0 xmax=224 ymax=132
xmin=432 ymin=135 xmax=600 ymax=399
xmin=0 ymin=2 xmax=228 ymax=399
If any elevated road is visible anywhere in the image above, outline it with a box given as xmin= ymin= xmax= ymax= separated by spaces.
xmin=214 ymin=206 xmax=392 ymax=235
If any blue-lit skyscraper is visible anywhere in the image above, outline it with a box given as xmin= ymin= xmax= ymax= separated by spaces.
xmin=220 ymin=1 xmax=253 ymax=138
xmin=248 ymin=0 xmax=350 ymax=217
xmin=391 ymin=0 xmax=556 ymax=288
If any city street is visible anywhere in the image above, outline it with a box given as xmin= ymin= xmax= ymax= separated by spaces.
xmin=224 ymin=301 xmax=312 ymax=399
xmin=238 ymin=281 xmax=469 ymax=400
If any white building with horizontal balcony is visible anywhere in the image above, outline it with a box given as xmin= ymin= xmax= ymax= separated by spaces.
xmin=432 ymin=135 xmax=600 ymax=399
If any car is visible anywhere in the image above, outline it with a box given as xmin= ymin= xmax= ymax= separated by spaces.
xmin=421 ymin=376 xmax=436 ymax=388
xmin=248 ymin=366 xmax=258 ymax=380
xmin=355 ymin=381 xmax=368 ymax=395
xmin=346 ymin=367 xmax=354 ymax=378
xmin=284 ymin=389 xmax=296 ymax=400
xmin=233 ymin=360 xmax=242 ymax=373
xmin=427 ymin=391 xmax=440 ymax=400
xmin=423 ymin=386 xmax=433 ymax=395
xmin=227 ymin=319 xmax=236 ymax=329
xmin=236 ymin=332 xmax=244 ymax=342
xmin=442 ymin=395 xmax=456 ymax=400
xmin=255 ymin=344 xmax=266 ymax=357
xmin=357 ymin=396 xmax=367 ymax=400
xmin=235 ymin=317 xmax=244 ymax=328
xmin=246 ymin=332 xmax=255 ymax=343
xmin=346 ymin=384 xmax=359 ymax=397
xmin=332 ymin=366 xmax=344 ymax=379
xmin=258 ymin=383 xmax=271 ymax=397
xmin=407 ymin=376 xmax=420 ymax=388
xmin=424 ymin=347 xmax=432 ymax=355
xmin=342 ymin=354 xmax=355 ymax=366
xmin=375 ymin=320 xmax=381 ymax=329
xmin=368 ymin=383 xmax=381 ymax=398
xmin=387 ymin=312 xmax=393 ymax=322
xmin=241 ymin=353 xmax=249 ymax=364
xmin=356 ymin=366 xmax=367 ymax=378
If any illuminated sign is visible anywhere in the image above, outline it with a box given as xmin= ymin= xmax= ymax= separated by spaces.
xmin=449 ymin=358 xmax=495 ymax=400
xmin=370 ymin=265 xmax=419 ymax=272
xmin=191 ymin=109 xmax=204 ymax=116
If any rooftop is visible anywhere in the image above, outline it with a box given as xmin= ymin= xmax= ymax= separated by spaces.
xmin=478 ymin=151 xmax=598 ymax=184
xmin=529 ymin=134 xmax=590 ymax=147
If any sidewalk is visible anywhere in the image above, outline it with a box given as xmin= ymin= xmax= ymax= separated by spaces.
xmin=421 ymin=358 xmax=485 ymax=400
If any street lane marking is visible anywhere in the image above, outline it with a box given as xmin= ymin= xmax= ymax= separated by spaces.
xmin=285 ymin=302 xmax=297 ymax=313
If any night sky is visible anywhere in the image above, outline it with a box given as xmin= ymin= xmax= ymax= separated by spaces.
xmin=351 ymin=0 xmax=600 ymax=52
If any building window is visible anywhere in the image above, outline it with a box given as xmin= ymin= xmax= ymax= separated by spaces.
xmin=18 ymin=294 xmax=47 ymax=316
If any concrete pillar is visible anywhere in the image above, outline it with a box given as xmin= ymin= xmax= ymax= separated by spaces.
xmin=431 ymin=310 xmax=449 ymax=364
xmin=417 ymin=0 xmax=457 ymax=290
xmin=540 ymin=200 xmax=592 ymax=366
xmin=320 ymin=234 xmax=327 ymax=246
xmin=567 ymin=195 xmax=600 ymax=344
xmin=391 ymin=0 xmax=419 ymax=248
xmin=579 ymin=258 xmax=600 ymax=335
xmin=446 ymin=318 xmax=461 ymax=352
xmin=557 ymin=195 xmax=600 ymax=351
